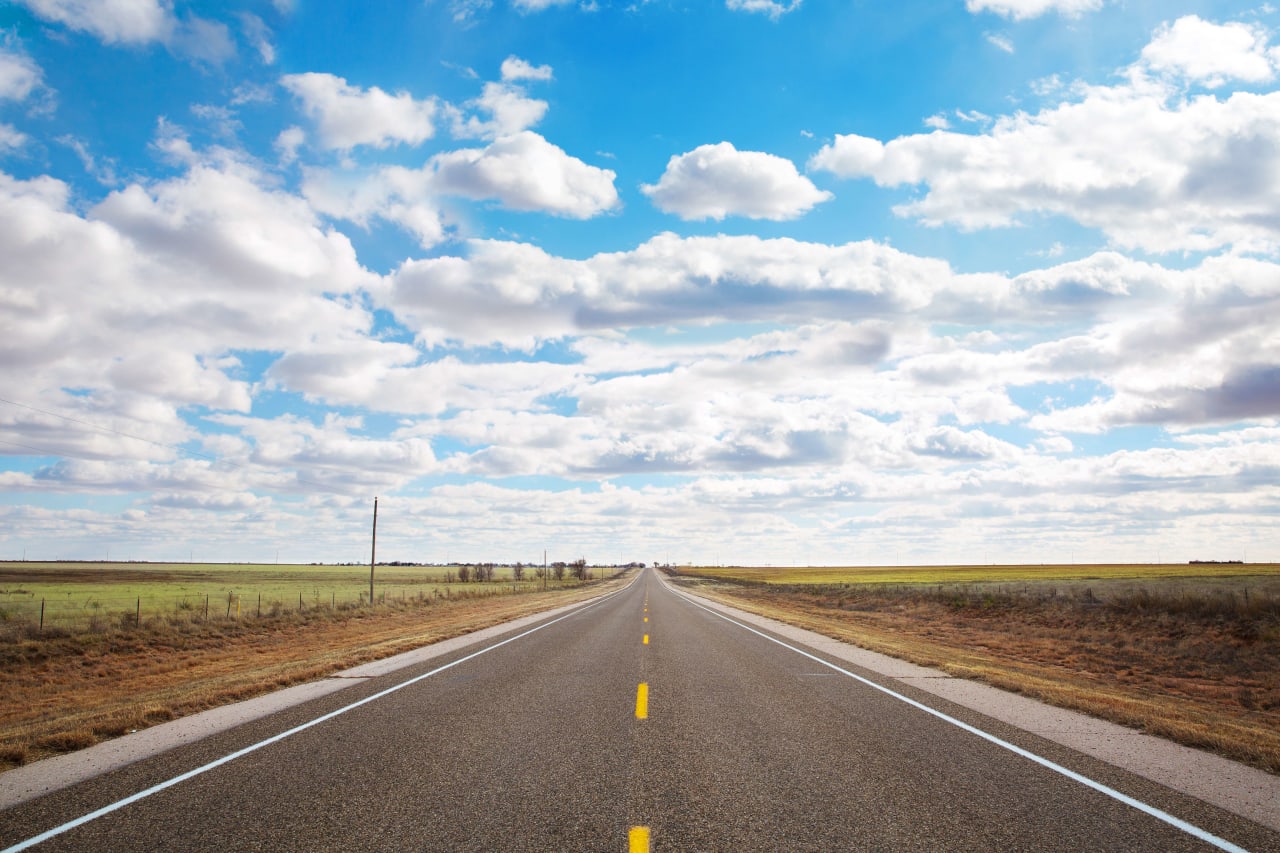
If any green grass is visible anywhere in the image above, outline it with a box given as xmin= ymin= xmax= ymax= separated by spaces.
xmin=0 ymin=561 xmax=595 ymax=632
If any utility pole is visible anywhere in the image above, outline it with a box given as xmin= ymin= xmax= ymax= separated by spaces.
xmin=370 ymin=496 xmax=378 ymax=606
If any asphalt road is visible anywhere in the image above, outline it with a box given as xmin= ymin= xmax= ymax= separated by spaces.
xmin=1 ymin=568 xmax=1276 ymax=852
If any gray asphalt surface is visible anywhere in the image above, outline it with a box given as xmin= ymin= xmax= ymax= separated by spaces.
xmin=1 ymin=567 xmax=1276 ymax=852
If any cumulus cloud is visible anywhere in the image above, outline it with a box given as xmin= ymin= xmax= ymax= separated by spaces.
xmin=642 ymin=142 xmax=831 ymax=221
xmin=1140 ymin=16 xmax=1279 ymax=87
xmin=965 ymin=0 xmax=1102 ymax=20
xmin=500 ymin=56 xmax=552 ymax=82
xmin=281 ymin=72 xmax=438 ymax=150
xmin=808 ymin=17 xmax=1280 ymax=254
xmin=385 ymin=232 xmax=1003 ymax=348
xmin=450 ymin=81 xmax=548 ymax=138
xmin=14 ymin=0 xmax=234 ymax=63
xmin=511 ymin=0 xmax=576 ymax=11
xmin=299 ymin=131 xmax=617 ymax=246
xmin=0 ymin=154 xmax=379 ymax=468
xmin=14 ymin=0 xmax=173 ymax=44
xmin=726 ymin=0 xmax=801 ymax=19
xmin=0 ymin=45 xmax=41 ymax=102
xmin=431 ymin=131 xmax=618 ymax=218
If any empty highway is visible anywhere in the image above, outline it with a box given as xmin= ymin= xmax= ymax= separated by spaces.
xmin=1 ymin=568 xmax=1275 ymax=852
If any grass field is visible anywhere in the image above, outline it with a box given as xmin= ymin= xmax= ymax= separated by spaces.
xmin=0 ymin=561 xmax=607 ymax=635
xmin=672 ymin=563 xmax=1280 ymax=774
xmin=683 ymin=562 xmax=1279 ymax=586
xmin=0 ymin=565 xmax=628 ymax=770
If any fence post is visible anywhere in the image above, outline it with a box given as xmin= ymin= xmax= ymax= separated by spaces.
xmin=40 ymin=598 xmax=44 ymax=632
xmin=257 ymin=592 xmax=261 ymax=618
xmin=204 ymin=594 xmax=209 ymax=621
xmin=136 ymin=597 xmax=140 ymax=627
xmin=299 ymin=592 xmax=303 ymax=612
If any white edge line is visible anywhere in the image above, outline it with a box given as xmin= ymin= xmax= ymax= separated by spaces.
xmin=666 ymin=583 xmax=1252 ymax=853
xmin=2 ymin=584 xmax=631 ymax=853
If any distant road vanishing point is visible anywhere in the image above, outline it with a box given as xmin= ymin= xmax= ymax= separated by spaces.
xmin=1 ymin=567 xmax=1275 ymax=852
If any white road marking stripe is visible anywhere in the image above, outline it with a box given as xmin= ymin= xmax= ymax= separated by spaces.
xmin=2 ymin=586 xmax=631 ymax=853
xmin=669 ymin=585 xmax=1252 ymax=853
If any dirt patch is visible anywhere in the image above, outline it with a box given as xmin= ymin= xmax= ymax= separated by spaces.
xmin=671 ymin=574 xmax=1280 ymax=774
xmin=0 ymin=581 xmax=620 ymax=772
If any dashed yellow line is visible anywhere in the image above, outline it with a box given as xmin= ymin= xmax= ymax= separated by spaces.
xmin=635 ymin=682 xmax=649 ymax=719
xmin=642 ymin=634 xmax=649 ymax=645
xmin=629 ymin=826 xmax=651 ymax=852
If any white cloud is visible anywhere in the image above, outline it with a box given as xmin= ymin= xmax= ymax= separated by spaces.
xmin=500 ymin=56 xmax=553 ymax=82
xmin=13 ymin=0 xmax=234 ymax=63
xmin=1141 ymin=16 xmax=1278 ymax=87
xmin=14 ymin=0 xmax=172 ymax=44
xmin=275 ymin=126 xmax=305 ymax=165
xmin=239 ymin=13 xmax=276 ymax=65
xmin=281 ymin=72 xmax=438 ymax=150
xmin=0 ymin=155 xmax=379 ymax=469
xmin=301 ymin=161 xmax=449 ymax=249
xmin=431 ymin=131 xmax=618 ymax=218
xmin=726 ymin=0 xmax=801 ymax=19
xmin=642 ymin=142 xmax=832 ymax=221
xmin=986 ymin=32 xmax=1014 ymax=53
xmin=385 ymin=232 xmax=979 ymax=347
xmin=512 ymin=0 xmax=577 ymax=10
xmin=966 ymin=0 xmax=1102 ymax=20
xmin=451 ymin=81 xmax=548 ymax=138
xmin=0 ymin=45 xmax=41 ymax=102
xmin=808 ymin=19 xmax=1280 ymax=254
xmin=0 ymin=124 xmax=27 ymax=151
xmin=167 ymin=16 xmax=235 ymax=65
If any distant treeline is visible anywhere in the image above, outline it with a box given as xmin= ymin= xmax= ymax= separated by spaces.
xmin=1189 ymin=560 xmax=1245 ymax=564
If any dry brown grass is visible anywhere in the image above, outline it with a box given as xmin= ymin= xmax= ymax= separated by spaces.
xmin=0 ymin=579 xmax=623 ymax=771
xmin=670 ymin=572 xmax=1280 ymax=774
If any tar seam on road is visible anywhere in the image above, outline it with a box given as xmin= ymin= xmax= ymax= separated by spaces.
xmin=1 ymin=584 xmax=632 ymax=853
xmin=668 ymin=585 xmax=1253 ymax=853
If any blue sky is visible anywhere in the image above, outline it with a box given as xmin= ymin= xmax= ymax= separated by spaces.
xmin=1 ymin=0 xmax=1279 ymax=566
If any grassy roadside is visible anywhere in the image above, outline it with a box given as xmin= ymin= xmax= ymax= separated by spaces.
xmin=669 ymin=569 xmax=1280 ymax=774
xmin=0 ymin=576 xmax=628 ymax=772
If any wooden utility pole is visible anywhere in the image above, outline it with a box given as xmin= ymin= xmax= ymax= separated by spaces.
xmin=370 ymin=496 xmax=378 ymax=606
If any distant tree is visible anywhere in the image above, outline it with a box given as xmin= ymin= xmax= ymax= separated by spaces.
xmin=552 ymin=561 xmax=566 ymax=582
xmin=513 ymin=562 xmax=525 ymax=581
xmin=457 ymin=564 xmax=471 ymax=583
xmin=570 ymin=558 xmax=588 ymax=581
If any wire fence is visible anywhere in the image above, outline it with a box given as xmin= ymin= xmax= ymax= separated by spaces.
xmin=0 ymin=581 xmax=550 ymax=637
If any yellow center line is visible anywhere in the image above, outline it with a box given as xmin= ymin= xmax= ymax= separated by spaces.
xmin=635 ymin=682 xmax=649 ymax=719
xmin=642 ymin=633 xmax=649 ymax=644
xmin=643 ymin=616 xmax=648 ymax=623
xmin=629 ymin=826 xmax=651 ymax=852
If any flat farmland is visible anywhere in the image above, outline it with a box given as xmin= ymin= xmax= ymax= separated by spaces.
xmin=0 ymin=561 xmax=618 ymax=770
xmin=671 ymin=563 xmax=1280 ymax=773
xmin=0 ymin=561 xmax=568 ymax=633
xmin=686 ymin=561 xmax=1278 ymax=586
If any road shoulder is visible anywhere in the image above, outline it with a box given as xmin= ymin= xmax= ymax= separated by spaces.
xmin=669 ymin=579 xmax=1280 ymax=833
